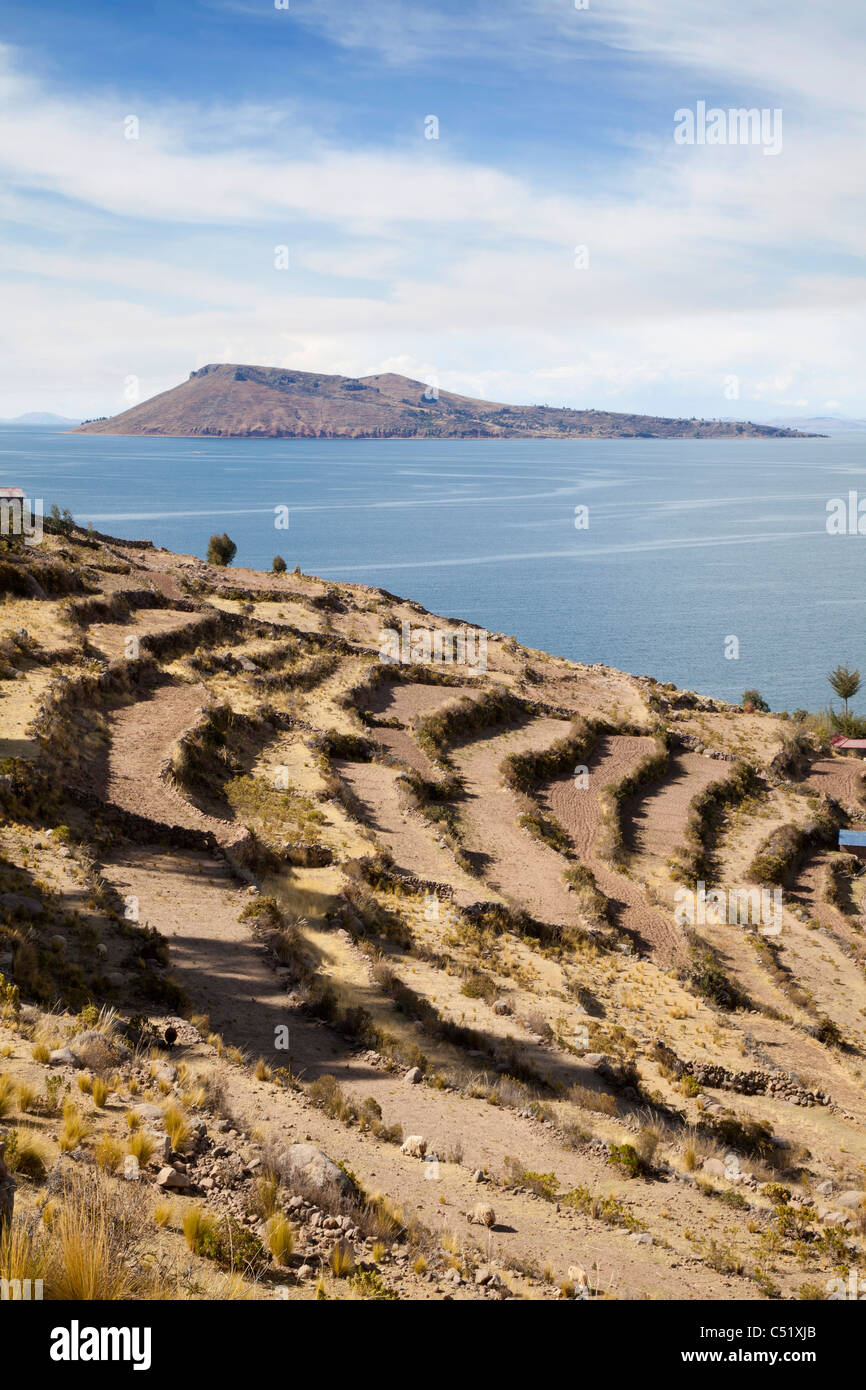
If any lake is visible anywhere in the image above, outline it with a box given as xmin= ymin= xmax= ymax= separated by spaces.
xmin=1 ymin=426 xmax=863 ymax=713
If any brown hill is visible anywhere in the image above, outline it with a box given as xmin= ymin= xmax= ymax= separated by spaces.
xmin=74 ymin=362 xmax=816 ymax=439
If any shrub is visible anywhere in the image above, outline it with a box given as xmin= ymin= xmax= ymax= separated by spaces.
xmin=91 ymin=1076 xmax=110 ymax=1108
xmin=162 ymin=1102 xmax=191 ymax=1153
xmin=607 ymin=1143 xmax=645 ymax=1179
xmin=4 ymin=1129 xmax=49 ymax=1178
xmin=742 ymin=689 xmax=770 ymax=713
xmin=59 ymin=1100 xmax=92 ymax=1152
xmin=182 ymin=1203 xmax=218 ymax=1254
xmin=0 ymin=1074 xmax=14 ymax=1119
xmin=266 ymin=1214 xmax=295 ymax=1264
xmin=329 ymin=1239 xmax=356 ymax=1278
xmin=15 ymin=1081 xmax=37 ymax=1114
xmin=272 ymin=555 xmax=287 ymax=574
xmin=748 ymin=800 xmax=840 ymax=887
xmin=94 ymin=1133 xmax=124 ymax=1173
xmin=206 ymin=533 xmax=237 ymax=566
xmin=126 ymin=1130 xmax=156 ymax=1166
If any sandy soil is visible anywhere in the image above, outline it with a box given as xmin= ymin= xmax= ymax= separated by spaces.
xmin=450 ymin=717 xmax=587 ymax=927
xmin=542 ymin=735 xmax=686 ymax=961
xmin=333 ymin=758 xmax=481 ymax=904
xmin=86 ymin=678 xmax=243 ymax=843
xmin=626 ymin=752 xmax=724 ymax=865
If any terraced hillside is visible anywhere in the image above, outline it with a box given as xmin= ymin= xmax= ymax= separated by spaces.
xmin=2 ymin=521 xmax=866 ymax=1304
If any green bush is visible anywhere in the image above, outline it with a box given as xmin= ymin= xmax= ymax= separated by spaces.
xmin=206 ymin=533 xmax=237 ymax=566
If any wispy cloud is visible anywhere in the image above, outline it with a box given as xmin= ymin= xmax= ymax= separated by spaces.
xmin=0 ymin=1 xmax=864 ymax=418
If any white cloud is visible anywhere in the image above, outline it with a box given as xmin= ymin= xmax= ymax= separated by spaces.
xmin=0 ymin=22 xmax=864 ymax=417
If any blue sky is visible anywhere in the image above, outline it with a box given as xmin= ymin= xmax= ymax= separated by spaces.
xmin=0 ymin=0 xmax=864 ymax=419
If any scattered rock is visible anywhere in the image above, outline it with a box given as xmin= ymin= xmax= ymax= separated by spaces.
xmin=278 ymin=1143 xmax=352 ymax=1196
xmin=404 ymin=1066 xmax=422 ymax=1085
xmin=702 ymin=1158 xmax=727 ymax=1179
xmin=155 ymin=1166 xmax=191 ymax=1190
xmin=48 ymin=1047 xmax=80 ymax=1068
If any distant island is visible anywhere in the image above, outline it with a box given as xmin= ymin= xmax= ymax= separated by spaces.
xmin=73 ymin=363 xmax=819 ymax=440
xmin=1 ymin=411 xmax=82 ymax=426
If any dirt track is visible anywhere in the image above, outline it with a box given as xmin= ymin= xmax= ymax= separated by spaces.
xmin=451 ymin=716 xmax=584 ymax=927
xmin=626 ymin=752 xmax=723 ymax=863
xmin=805 ymin=756 xmax=866 ymax=810
xmin=333 ymin=759 xmax=481 ymax=903
xmin=543 ymin=735 xmax=685 ymax=961
xmin=88 ymin=679 xmax=243 ymax=843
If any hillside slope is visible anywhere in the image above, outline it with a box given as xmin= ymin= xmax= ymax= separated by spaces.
xmin=74 ymin=363 xmax=817 ymax=439
xmin=0 ymin=522 xmax=863 ymax=1305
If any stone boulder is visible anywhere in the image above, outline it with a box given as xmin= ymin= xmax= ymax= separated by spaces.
xmin=0 ymin=893 xmax=44 ymax=918
xmin=278 ymin=1143 xmax=352 ymax=1197
xmin=155 ymin=1166 xmax=191 ymax=1190
xmin=48 ymin=1047 xmax=81 ymax=1068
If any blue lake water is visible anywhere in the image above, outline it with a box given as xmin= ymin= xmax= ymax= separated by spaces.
xmin=2 ymin=426 xmax=864 ymax=713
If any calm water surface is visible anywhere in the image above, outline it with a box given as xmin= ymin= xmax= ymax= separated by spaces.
xmin=2 ymin=427 xmax=863 ymax=712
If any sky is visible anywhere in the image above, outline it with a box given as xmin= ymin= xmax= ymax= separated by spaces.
xmin=0 ymin=0 xmax=864 ymax=421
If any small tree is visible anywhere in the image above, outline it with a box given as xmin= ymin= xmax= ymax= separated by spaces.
xmin=272 ymin=555 xmax=287 ymax=574
xmin=739 ymin=689 xmax=767 ymax=711
xmin=742 ymin=689 xmax=769 ymax=713
xmin=206 ymin=533 xmax=237 ymax=567
xmin=827 ymin=663 xmax=861 ymax=718
xmin=48 ymin=503 xmax=74 ymax=535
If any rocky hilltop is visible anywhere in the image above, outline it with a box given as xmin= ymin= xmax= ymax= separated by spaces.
xmin=74 ymin=363 xmax=817 ymax=439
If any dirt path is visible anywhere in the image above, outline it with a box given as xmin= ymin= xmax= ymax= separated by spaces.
xmin=333 ymin=759 xmax=481 ymax=903
xmin=626 ymin=752 xmax=723 ymax=863
xmin=542 ymin=735 xmax=685 ymax=961
xmin=371 ymin=726 xmax=437 ymax=775
xmin=88 ymin=679 xmax=243 ymax=844
xmin=451 ymin=717 xmax=584 ymax=928
xmin=102 ymin=844 xmax=346 ymax=1074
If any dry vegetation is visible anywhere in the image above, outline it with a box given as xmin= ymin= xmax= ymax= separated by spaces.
xmin=1 ymin=520 xmax=866 ymax=1304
